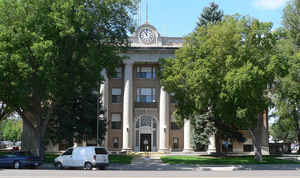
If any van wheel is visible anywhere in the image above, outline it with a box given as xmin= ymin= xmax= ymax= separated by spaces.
xmin=13 ymin=161 xmax=21 ymax=169
xmin=55 ymin=162 xmax=63 ymax=170
xmin=84 ymin=162 xmax=93 ymax=170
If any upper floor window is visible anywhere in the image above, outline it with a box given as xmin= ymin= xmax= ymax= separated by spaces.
xmin=112 ymin=88 xmax=122 ymax=103
xmin=136 ymin=66 xmax=156 ymax=79
xmin=111 ymin=67 xmax=122 ymax=79
xmin=136 ymin=88 xmax=156 ymax=103
xmin=170 ymin=115 xmax=181 ymax=130
xmin=111 ymin=114 xmax=121 ymax=129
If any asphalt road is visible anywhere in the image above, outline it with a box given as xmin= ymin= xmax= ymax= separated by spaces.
xmin=1 ymin=169 xmax=300 ymax=178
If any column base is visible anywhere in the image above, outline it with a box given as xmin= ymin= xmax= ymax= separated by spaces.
xmin=207 ymin=148 xmax=216 ymax=155
xmin=122 ymin=148 xmax=133 ymax=153
xmin=183 ymin=148 xmax=194 ymax=153
xmin=158 ymin=148 xmax=169 ymax=153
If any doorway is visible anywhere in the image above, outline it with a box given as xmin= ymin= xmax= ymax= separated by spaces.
xmin=140 ymin=134 xmax=151 ymax=152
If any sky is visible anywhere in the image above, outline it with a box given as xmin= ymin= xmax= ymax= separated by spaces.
xmin=138 ymin=0 xmax=289 ymax=37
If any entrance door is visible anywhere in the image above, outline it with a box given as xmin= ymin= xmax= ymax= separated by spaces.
xmin=140 ymin=134 xmax=151 ymax=152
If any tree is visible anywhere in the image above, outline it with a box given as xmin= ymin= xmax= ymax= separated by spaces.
xmin=0 ymin=119 xmax=22 ymax=142
xmin=160 ymin=16 xmax=280 ymax=161
xmin=196 ymin=2 xmax=223 ymax=28
xmin=282 ymin=0 xmax=300 ymax=49
xmin=46 ymin=88 xmax=106 ymax=147
xmin=0 ymin=0 xmax=136 ymax=158
xmin=270 ymin=118 xmax=297 ymax=143
xmin=273 ymin=0 xmax=300 ymax=149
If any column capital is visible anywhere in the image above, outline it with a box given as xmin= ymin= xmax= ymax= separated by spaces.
xmin=124 ymin=60 xmax=135 ymax=66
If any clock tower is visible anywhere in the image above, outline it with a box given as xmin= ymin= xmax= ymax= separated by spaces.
xmin=134 ymin=23 xmax=159 ymax=45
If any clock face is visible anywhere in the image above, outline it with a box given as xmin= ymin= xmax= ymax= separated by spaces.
xmin=139 ymin=28 xmax=154 ymax=43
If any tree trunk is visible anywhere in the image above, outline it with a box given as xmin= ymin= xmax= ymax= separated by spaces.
xmin=22 ymin=120 xmax=47 ymax=160
xmin=215 ymin=131 xmax=221 ymax=155
xmin=20 ymin=108 xmax=50 ymax=160
xmin=293 ymin=108 xmax=300 ymax=153
xmin=249 ymin=129 xmax=263 ymax=162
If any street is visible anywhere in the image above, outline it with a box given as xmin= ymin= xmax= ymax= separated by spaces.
xmin=1 ymin=169 xmax=300 ymax=178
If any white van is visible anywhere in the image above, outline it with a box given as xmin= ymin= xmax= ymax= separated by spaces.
xmin=54 ymin=146 xmax=109 ymax=170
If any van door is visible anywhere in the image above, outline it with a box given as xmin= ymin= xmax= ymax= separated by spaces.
xmin=61 ymin=148 xmax=73 ymax=167
xmin=94 ymin=148 xmax=108 ymax=164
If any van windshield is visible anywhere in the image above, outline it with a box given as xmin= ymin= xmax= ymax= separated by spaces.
xmin=95 ymin=148 xmax=107 ymax=154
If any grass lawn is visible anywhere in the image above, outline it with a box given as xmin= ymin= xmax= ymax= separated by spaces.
xmin=161 ymin=156 xmax=300 ymax=165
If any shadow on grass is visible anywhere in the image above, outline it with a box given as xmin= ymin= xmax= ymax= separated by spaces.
xmin=160 ymin=155 xmax=300 ymax=165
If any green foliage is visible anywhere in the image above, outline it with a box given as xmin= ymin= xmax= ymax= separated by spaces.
xmin=0 ymin=0 xmax=136 ymax=156
xmin=109 ymin=155 xmax=133 ymax=164
xmin=0 ymin=119 xmax=22 ymax=142
xmin=270 ymin=118 xmax=297 ymax=143
xmin=192 ymin=114 xmax=216 ymax=147
xmin=272 ymin=0 xmax=300 ymax=144
xmin=160 ymin=16 xmax=280 ymax=146
xmin=196 ymin=2 xmax=223 ymax=28
xmin=44 ymin=153 xmax=60 ymax=163
xmin=46 ymin=89 xmax=106 ymax=146
xmin=283 ymin=0 xmax=300 ymax=48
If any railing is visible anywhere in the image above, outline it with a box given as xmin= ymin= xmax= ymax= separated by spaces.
xmin=134 ymin=102 xmax=158 ymax=108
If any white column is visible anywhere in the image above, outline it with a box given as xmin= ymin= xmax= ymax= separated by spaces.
xmin=100 ymin=69 xmax=109 ymax=148
xmin=159 ymin=87 xmax=169 ymax=152
xmin=122 ymin=61 xmax=134 ymax=152
xmin=207 ymin=134 xmax=216 ymax=154
xmin=183 ymin=119 xmax=193 ymax=152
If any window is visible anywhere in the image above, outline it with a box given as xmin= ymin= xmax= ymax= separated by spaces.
xmin=136 ymin=66 xmax=156 ymax=79
xmin=171 ymin=122 xmax=181 ymax=130
xmin=113 ymin=138 xmax=119 ymax=149
xmin=243 ymin=144 xmax=254 ymax=152
xmin=136 ymin=88 xmax=156 ymax=103
xmin=63 ymin=148 xmax=73 ymax=155
xmin=112 ymin=88 xmax=122 ymax=103
xmin=95 ymin=148 xmax=108 ymax=154
xmin=136 ymin=130 xmax=139 ymax=147
xmin=173 ymin=137 xmax=179 ymax=149
xmin=222 ymin=141 xmax=233 ymax=152
xmin=171 ymin=115 xmax=181 ymax=130
xmin=111 ymin=114 xmax=121 ymax=129
xmin=112 ymin=67 xmax=122 ymax=79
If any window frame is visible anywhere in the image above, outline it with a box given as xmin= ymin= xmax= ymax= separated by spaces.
xmin=111 ymin=113 xmax=122 ymax=130
xmin=136 ymin=88 xmax=156 ymax=103
xmin=111 ymin=88 xmax=122 ymax=104
xmin=136 ymin=66 xmax=156 ymax=79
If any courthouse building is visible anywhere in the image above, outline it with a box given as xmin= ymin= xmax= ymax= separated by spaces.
xmin=100 ymin=23 xmax=270 ymax=154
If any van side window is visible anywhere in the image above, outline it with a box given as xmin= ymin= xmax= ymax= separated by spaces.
xmin=95 ymin=148 xmax=107 ymax=154
xmin=63 ymin=148 xmax=73 ymax=155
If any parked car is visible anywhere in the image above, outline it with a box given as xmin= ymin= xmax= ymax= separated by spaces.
xmin=0 ymin=151 xmax=42 ymax=169
xmin=54 ymin=146 xmax=109 ymax=170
